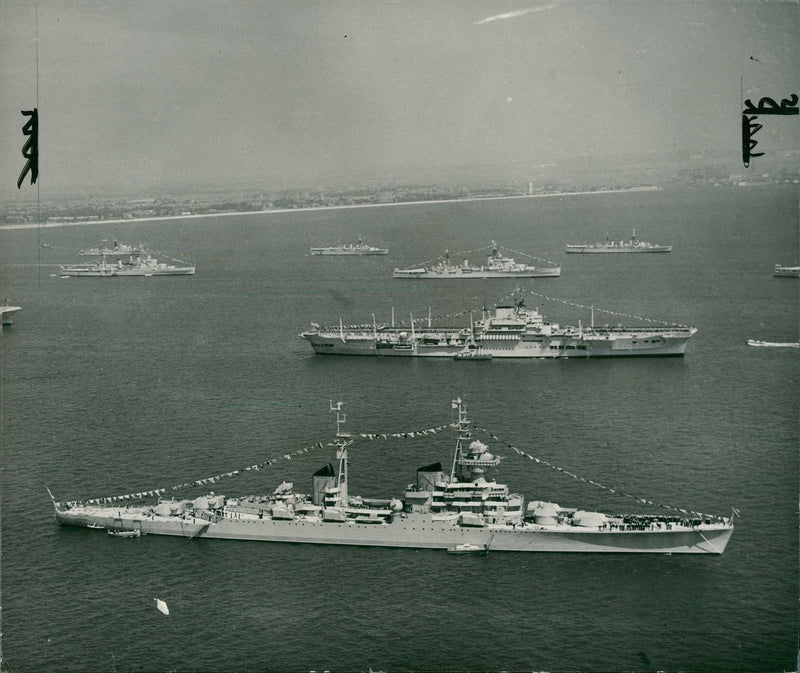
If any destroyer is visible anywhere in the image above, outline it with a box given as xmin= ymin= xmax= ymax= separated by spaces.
xmin=566 ymin=229 xmax=671 ymax=253
xmin=393 ymin=242 xmax=560 ymax=278
xmin=310 ymin=238 xmax=388 ymax=255
xmin=301 ymin=296 xmax=696 ymax=358
xmin=49 ymin=400 xmax=734 ymax=554
xmin=80 ymin=240 xmax=148 ymax=257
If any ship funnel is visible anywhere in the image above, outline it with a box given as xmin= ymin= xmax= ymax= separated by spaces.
xmin=312 ymin=463 xmax=336 ymax=506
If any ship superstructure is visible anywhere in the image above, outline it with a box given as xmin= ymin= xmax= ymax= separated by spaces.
xmin=566 ymin=229 xmax=671 ymax=253
xmin=50 ymin=400 xmax=734 ymax=554
xmin=301 ymin=297 xmax=696 ymax=358
xmin=393 ymin=242 xmax=560 ymax=278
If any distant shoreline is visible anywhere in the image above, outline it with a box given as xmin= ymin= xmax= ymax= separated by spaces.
xmin=0 ymin=186 xmax=660 ymax=231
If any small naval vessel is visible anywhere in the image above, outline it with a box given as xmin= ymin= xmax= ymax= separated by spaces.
xmin=59 ymin=258 xmax=118 ymax=277
xmin=393 ymin=242 xmax=560 ymax=278
xmin=773 ymin=264 xmax=800 ymax=277
xmin=49 ymin=400 xmax=734 ymax=554
xmin=310 ymin=238 xmax=388 ymax=255
xmin=302 ymin=296 xmax=696 ymax=358
xmin=80 ymin=240 xmax=148 ymax=257
xmin=566 ymin=229 xmax=671 ymax=253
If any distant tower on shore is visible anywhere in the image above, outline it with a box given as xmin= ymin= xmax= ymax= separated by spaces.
xmin=528 ymin=182 xmax=534 ymax=195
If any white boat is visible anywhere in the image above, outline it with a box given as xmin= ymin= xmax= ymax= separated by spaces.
xmin=1 ymin=303 xmax=21 ymax=327
xmin=447 ymin=543 xmax=489 ymax=555
xmin=453 ymin=349 xmax=492 ymax=361
xmin=747 ymin=339 xmax=800 ymax=348
xmin=107 ymin=529 xmax=141 ymax=538
xmin=774 ymin=264 xmax=800 ymax=277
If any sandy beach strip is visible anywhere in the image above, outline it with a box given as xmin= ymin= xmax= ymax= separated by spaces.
xmin=0 ymin=186 xmax=659 ymax=231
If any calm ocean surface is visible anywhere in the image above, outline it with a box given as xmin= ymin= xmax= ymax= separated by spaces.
xmin=1 ymin=186 xmax=797 ymax=672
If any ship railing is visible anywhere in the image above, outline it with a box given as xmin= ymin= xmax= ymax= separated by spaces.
xmin=585 ymin=325 xmax=694 ymax=335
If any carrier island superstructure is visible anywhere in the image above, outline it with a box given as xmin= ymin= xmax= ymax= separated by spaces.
xmin=50 ymin=400 xmax=734 ymax=554
xmin=301 ymin=297 xmax=697 ymax=358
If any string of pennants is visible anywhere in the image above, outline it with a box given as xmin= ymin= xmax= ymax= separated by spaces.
xmin=326 ymin=305 xmax=477 ymax=330
xmin=413 ymin=243 xmax=494 ymax=269
xmin=495 ymin=244 xmax=558 ymax=267
xmin=413 ymin=242 xmax=557 ymax=269
xmin=354 ymin=422 xmax=454 ymax=440
xmin=322 ymin=285 xmax=685 ymax=332
xmin=66 ymin=421 xmax=455 ymax=506
xmin=518 ymin=289 xmax=685 ymax=327
xmin=470 ymin=424 xmax=720 ymax=520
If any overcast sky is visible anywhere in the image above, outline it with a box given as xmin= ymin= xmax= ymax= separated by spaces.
xmin=2 ymin=0 xmax=798 ymax=197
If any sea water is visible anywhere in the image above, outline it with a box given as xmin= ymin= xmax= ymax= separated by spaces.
xmin=0 ymin=185 xmax=797 ymax=672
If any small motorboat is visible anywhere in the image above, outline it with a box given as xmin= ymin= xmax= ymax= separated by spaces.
xmin=108 ymin=529 xmax=141 ymax=538
xmin=453 ymin=350 xmax=492 ymax=361
xmin=747 ymin=339 xmax=800 ymax=348
xmin=446 ymin=543 xmax=488 ymax=555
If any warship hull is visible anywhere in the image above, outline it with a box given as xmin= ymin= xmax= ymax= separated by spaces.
xmin=60 ymin=266 xmax=195 ymax=276
xmin=54 ymin=508 xmax=732 ymax=554
xmin=393 ymin=268 xmax=561 ymax=278
xmin=311 ymin=249 xmax=388 ymax=256
xmin=303 ymin=332 xmax=693 ymax=357
xmin=113 ymin=266 xmax=195 ymax=276
xmin=566 ymin=246 xmax=672 ymax=253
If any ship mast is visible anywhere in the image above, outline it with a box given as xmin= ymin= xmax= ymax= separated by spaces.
xmin=330 ymin=401 xmax=351 ymax=506
xmin=449 ymin=398 xmax=466 ymax=482
xmin=449 ymin=398 xmax=500 ymax=483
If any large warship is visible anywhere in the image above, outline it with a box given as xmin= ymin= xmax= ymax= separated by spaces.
xmin=60 ymin=255 xmax=195 ymax=276
xmin=566 ymin=229 xmax=671 ymax=253
xmin=310 ymin=238 xmax=388 ymax=255
xmin=61 ymin=241 xmax=195 ymax=277
xmin=50 ymin=400 xmax=734 ymax=554
xmin=79 ymin=240 xmax=148 ymax=257
xmin=301 ymin=296 xmax=696 ymax=358
xmin=393 ymin=242 xmax=560 ymax=278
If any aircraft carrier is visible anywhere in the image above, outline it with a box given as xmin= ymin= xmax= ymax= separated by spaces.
xmin=301 ymin=297 xmax=697 ymax=358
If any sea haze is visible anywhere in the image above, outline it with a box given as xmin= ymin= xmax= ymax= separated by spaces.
xmin=0 ymin=185 xmax=797 ymax=672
